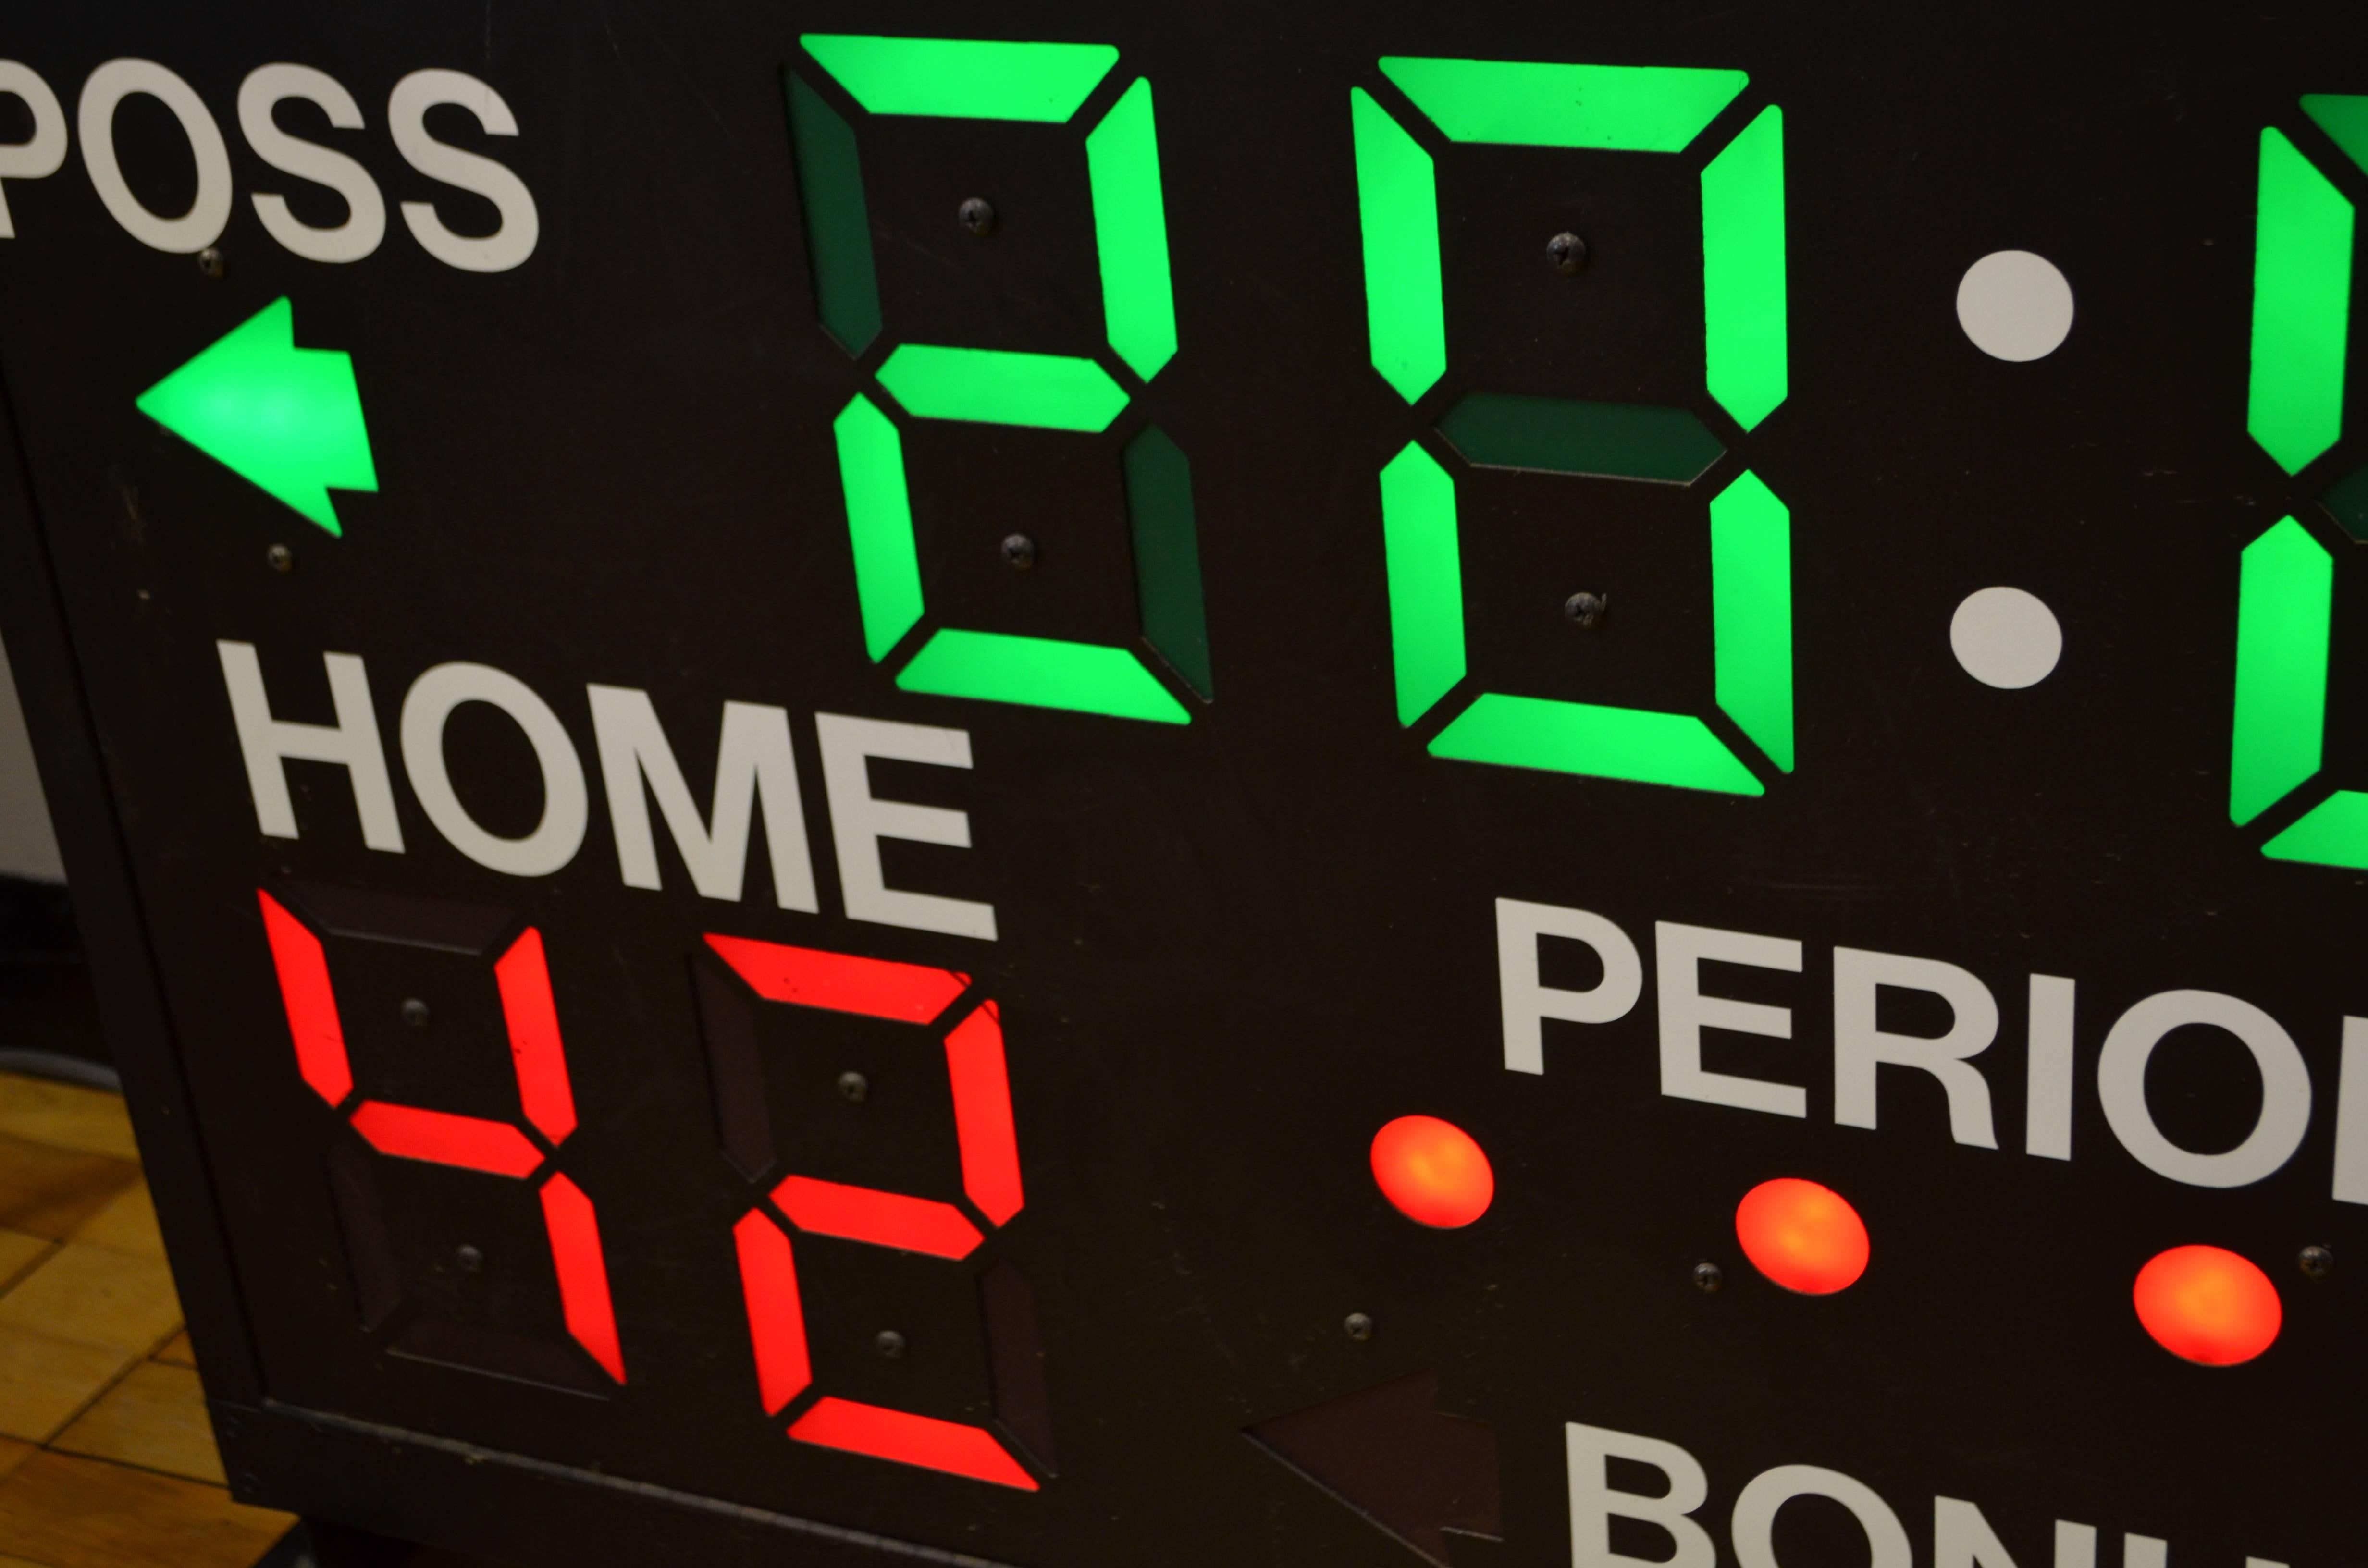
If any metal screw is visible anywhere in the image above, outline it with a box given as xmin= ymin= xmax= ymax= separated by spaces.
xmin=266 ymin=543 xmax=293 ymax=574
xmin=401 ymin=998 xmax=431 ymax=1030
xmin=875 ymin=1329 xmax=907 ymax=1359
xmin=1693 ymin=1262 xmax=1725 ymax=1294
xmin=1000 ymin=533 xmax=1038 ymax=571
xmin=1547 ymin=232 xmax=1588 ymax=275
xmin=197 ymin=246 xmax=226 ymax=279
xmin=1563 ymin=591 xmax=1609 ymax=629
xmin=2300 ymin=1244 xmax=2334 ymax=1280
xmin=456 ymin=1245 xmax=484 ymax=1274
xmin=837 ymin=1071 xmax=869 ymax=1103
xmin=1343 ymin=1312 xmax=1374 ymax=1342
xmin=959 ymin=197 xmax=997 ymax=237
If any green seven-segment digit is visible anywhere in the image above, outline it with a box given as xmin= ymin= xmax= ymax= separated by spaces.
xmin=793 ymin=37 xmax=1209 ymax=720
xmin=1379 ymin=442 xmax=1464 ymax=723
xmin=1085 ymin=79 xmax=1178 ymax=381
xmin=2247 ymin=129 xmax=2353 ymax=475
xmin=2227 ymin=108 xmax=2368 ymax=871
xmin=2228 ymin=517 xmax=2329 ymax=828
xmin=1356 ymin=59 xmax=1791 ymax=794
xmin=834 ymin=395 xmax=922 ymax=662
xmin=801 ymin=36 xmax=1117 ymax=122
xmin=1702 ymin=107 xmax=1789 ymax=433
xmin=1351 ymin=90 xmax=1446 ymax=404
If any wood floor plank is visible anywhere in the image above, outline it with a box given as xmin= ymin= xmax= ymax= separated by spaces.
xmin=0 ymin=1244 xmax=182 ymax=1357
xmin=0 ymin=1325 xmax=136 ymax=1444
xmin=52 ymin=1363 xmax=224 ymax=1485
xmin=0 ymin=1075 xmax=139 ymax=1163
xmin=70 ymin=1181 xmax=163 ymax=1262
xmin=0 ymin=1137 xmax=137 ymax=1243
xmin=150 ymin=1331 xmax=196 ymax=1370
xmin=0 ymin=1450 xmax=291 ymax=1568
xmin=0 ymin=1230 xmax=48 ymax=1294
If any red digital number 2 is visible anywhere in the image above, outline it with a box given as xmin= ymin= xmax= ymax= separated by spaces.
xmin=701 ymin=933 xmax=1047 ymax=1491
xmin=258 ymin=888 xmax=626 ymax=1384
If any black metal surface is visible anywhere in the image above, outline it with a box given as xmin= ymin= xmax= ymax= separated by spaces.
xmin=0 ymin=3 xmax=2364 ymax=1566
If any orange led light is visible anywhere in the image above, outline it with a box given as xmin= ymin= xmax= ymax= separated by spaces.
xmin=1369 ymin=1115 xmax=1494 ymax=1229
xmin=1734 ymin=1177 xmax=1868 ymax=1295
xmin=2133 ymin=1245 xmax=2281 ymax=1366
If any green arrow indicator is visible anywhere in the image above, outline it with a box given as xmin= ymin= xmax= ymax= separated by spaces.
xmin=136 ymin=298 xmax=377 ymax=536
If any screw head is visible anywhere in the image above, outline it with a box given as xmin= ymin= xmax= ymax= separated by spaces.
xmin=1693 ymin=1262 xmax=1726 ymax=1294
xmin=197 ymin=246 xmax=226 ymax=279
xmin=959 ymin=197 xmax=997 ymax=237
xmin=401 ymin=998 xmax=431 ymax=1030
xmin=455 ymin=1244 xmax=484 ymax=1274
xmin=2300 ymin=1244 xmax=2334 ymax=1280
xmin=837 ymin=1070 xmax=869 ymax=1103
xmin=266 ymin=543 xmax=293 ymax=573
xmin=1563 ymin=591 xmax=1609 ymax=629
xmin=1343 ymin=1312 xmax=1374 ymax=1342
xmin=1000 ymin=533 xmax=1038 ymax=571
xmin=875 ymin=1329 xmax=907 ymax=1359
xmin=1547 ymin=231 xmax=1588 ymax=275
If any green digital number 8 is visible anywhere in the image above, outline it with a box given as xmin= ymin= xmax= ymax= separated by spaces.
xmin=790 ymin=35 xmax=1209 ymax=723
xmin=1353 ymin=59 xmax=1793 ymax=794
xmin=2231 ymin=97 xmax=2368 ymax=868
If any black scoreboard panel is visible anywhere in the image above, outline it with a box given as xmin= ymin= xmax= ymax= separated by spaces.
xmin=0 ymin=2 xmax=2364 ymax=1565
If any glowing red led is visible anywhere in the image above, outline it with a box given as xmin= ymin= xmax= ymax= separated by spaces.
xmin=540 ymin=1174 xmax=625 ymax=1382
xmin=733 ymin=1210 xmax=812 ymax=1414
xmin=789 ymin=1397 xmax=1038 ymax=1491
xmin=1735 ymin=1177 xmax=1868 ymax=1295
xmin=705 ymin=933 xmax=968 ymax=1023
xmin=706 ymin=931 xmax=1040 ymax=1485
xmin=945 ymin=1003 xmax=1024 ymax=1226
xmin=350 ymin=1102 xmax=544 ymax=1177
xmin=1369 ymin=1115 xmax=1495 ymax=1229
xmin=258 ymin=887 xmax=626 ymax=1385
xmin=259 ymin=889 xmax=352 ymax=1106
xmin=2134 ymin=1245 xmax=2281 ymax=1366
xmin=495 ymin=928 xmax=577 ymax=1144
xmin=772 ymin=1174 xmax=984 ymax=1259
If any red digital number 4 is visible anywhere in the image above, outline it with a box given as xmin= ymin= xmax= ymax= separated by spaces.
xmin=258 ymin=889 xmax=626 ymax=1384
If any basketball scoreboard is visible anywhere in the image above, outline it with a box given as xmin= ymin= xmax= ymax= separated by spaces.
xmin=0 ymin=3 xmax=2362 ymax=1565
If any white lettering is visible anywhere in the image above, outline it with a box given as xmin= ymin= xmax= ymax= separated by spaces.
xmin=387 ymin=70 xmax=537 ymax=272
xmin=77 ymin=59 xmax=232 ymax=253
xmin=1732 ymin=1464 xmax=1912 ymax=1568
xmin=217 ymin=640 xmax=403 ymax=851
xmin=2026 ymin=975 xmax=2077 ymax=1160
xmin=1655 ymin=921 xmax=1804 ymax=1117
xmin=0 ymin=62 xmax=67 ymax=238
xmin=2097 ymin=990 xmax=2310 ymax=1188
xmin=1498 ymin=899 xmax=1643 ymax=1075
xmin=587 ymin=686 xmax=817 ymax=910
xmin=399 ymin=663 xmax=586 ymax=876
xmin=814 ymin=712 xmax=995 ymax=941
xmin=1564 ymin=1422 xmax=1715 ymax=1568
xmin=238 ymin=64 xmax=385 ymax=264
xmin=2337 ymin=1018 xmax=2368 ymax=1205
xmin=1834 ymin=946 xmax=2000 ymax=1148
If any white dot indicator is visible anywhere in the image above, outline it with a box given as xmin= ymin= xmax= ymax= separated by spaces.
xmin=1951 ymin=587 xmax=2063 ymax=689
xmin=1956 ymin=250 xmax=2075 ymax=362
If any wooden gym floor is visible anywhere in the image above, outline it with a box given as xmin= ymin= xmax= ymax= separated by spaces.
xmin=0 ymin=1068 xmax=295 ymax=1566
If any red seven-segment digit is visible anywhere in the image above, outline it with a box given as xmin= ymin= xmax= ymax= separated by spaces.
xmin=702 ymin=933 xmax=1042 ymax=1490
xmin=257 ymin=890 xmax=625 ymax=1384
